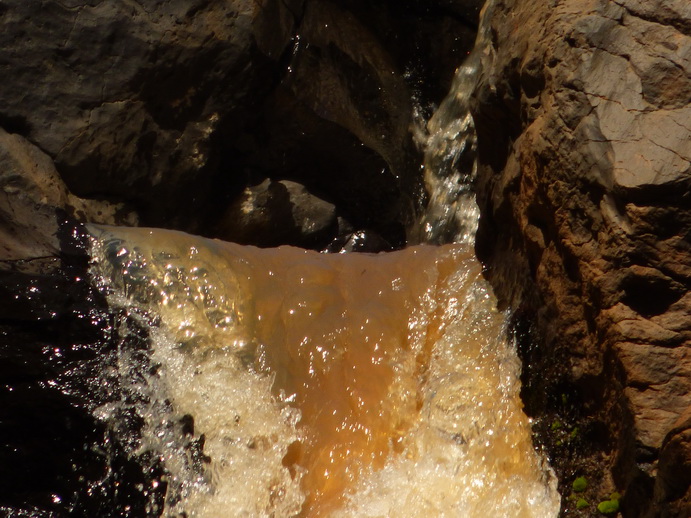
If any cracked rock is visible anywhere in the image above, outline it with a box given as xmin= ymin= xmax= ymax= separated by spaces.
xmin=471 ymin=0 xmax=691 ymax=515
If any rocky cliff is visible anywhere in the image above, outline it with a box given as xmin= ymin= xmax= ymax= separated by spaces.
xmin=471 ymin=0 xmax=690 ymax=515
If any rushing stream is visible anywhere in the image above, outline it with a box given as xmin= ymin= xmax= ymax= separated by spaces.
xmin=82 ymin=3 xmax=561 ymax=515
xmin=88 ymin=226 xmax=559 ymax=517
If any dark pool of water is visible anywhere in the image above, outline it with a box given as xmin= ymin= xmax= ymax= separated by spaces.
xmin=0 ymin=222 xmax=165 ymax=517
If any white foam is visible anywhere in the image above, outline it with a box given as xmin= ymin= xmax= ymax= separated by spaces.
xmin=89 ymin=226 xmax=559 ymax=517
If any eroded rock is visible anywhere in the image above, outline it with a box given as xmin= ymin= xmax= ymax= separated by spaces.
xmin=470 ymin=0 xmax=691 ymax=514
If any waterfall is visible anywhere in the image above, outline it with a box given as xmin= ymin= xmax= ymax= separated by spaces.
xmin=88 ymin=227 xmax=559 ymax=517
xmin=409 ymin=0 xmax=496 ymax=246
xmin=85 ymin=1 xmax=560 ymax=515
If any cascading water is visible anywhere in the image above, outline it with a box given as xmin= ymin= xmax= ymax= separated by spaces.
xmin=409 ymin=0 xmax=496 ymax=246
xmin=83 ymin=1 xmax=560 ymax=516
xmin=88 ymin=228 xmax=559 ymax=517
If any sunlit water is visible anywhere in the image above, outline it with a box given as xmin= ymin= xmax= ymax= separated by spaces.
xmin=409 ymin=0 xmax=497 ymax=246
xmin=88 ymin=225 xmax=559 ymax=517
xmin=83 ymin=1 xmax=560 ymax=515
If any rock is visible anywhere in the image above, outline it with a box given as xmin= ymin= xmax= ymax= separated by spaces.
xmin=0 ymin=0 xmax=287 ymax=232
xmin=0 ymin=0 xmax=483 ymax=247
xmin=653 ymin=407 xmax=691 ymax=517
xmin=324 ymin=230 xmax=394 ymax=254
xmin=215 ymin=179 xmax=337 ymax=248
xmin=470 ymin=0 xmax=691 ymax=514
xmin=0 ymin=127 xmax=135 ymax=270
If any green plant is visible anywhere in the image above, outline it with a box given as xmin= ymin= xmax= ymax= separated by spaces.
xmin=572 ymin=476 xmax=587 ymax=493
xmin=597 ymin=498 xmax=619 ymax=515
xmin=576 ymin=498 xmax=589 ymax=509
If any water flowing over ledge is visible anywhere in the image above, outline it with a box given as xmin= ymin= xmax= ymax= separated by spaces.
xmin=82 ymin=1 xmax=560 ymax=515
xmin=1 ymin=0 xmax=687 ymax=513
xmin=88 ymin=225 xmax=559 ymax=517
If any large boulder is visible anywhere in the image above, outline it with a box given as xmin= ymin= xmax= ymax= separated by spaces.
xmin=0 ymin=0 xmax=281 ymax=232
xmin=470 ymin=0 xmax=691 ymax=515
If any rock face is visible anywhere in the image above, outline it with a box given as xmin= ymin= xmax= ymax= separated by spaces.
xmin=0 ymin=0 xmax=481 ymax=247
xmin=470 ymin=0 xmax=691 ymax=515
xmin=0 ymin=0 xmax=277 ymax=233
xmin=0 ymin=127 xmax=136 ymax=269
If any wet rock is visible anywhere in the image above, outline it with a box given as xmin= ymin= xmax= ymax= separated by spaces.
xmin=0 ymin=219 xmax=167 ymax=516
xmin=215 ymin=179 xmax=337 ymax=248
xmin=324 ymin=229 xmax=393 ymax=254
xmin=470 ymin=0 xmax=691 ymax=514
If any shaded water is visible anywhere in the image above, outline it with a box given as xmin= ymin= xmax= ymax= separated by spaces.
xmin=88 ymin=226 xmax=559 ymax=517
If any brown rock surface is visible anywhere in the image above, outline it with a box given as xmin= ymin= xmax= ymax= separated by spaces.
xmin=0 ymin=0 xmax=276 ymax=232
xmin=470 ymin=0 xmax=690 ymax=515
xmin=0 ymin=127 xmax=135 ymax=271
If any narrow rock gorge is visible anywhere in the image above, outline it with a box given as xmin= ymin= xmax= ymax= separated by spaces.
xmin=0 ymin=0 xmax=689 ymax=516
